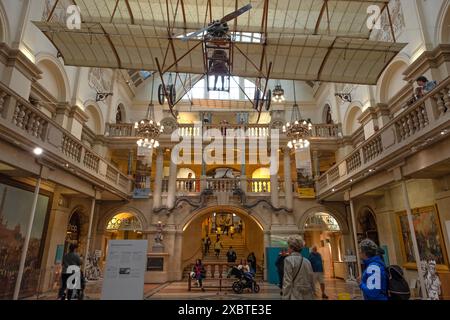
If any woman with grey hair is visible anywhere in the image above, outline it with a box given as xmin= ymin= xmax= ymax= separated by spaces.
xmin=282 ymin=235 xmax=315 ymax=300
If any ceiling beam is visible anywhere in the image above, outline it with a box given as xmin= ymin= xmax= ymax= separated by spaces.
xmin=110 ymin=0 xmax=120 ymax=23
xmin=314 ymin=0 xmax=328 ymax=35
xmin=125 ymin=0 xmax=135 ymax=24
xmin=46 ymin=0 xmax=60 ymax=22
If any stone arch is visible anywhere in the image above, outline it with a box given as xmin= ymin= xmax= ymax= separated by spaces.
xmin=378 ymin=57 xmax=409 ymax=103
xmin=84 ymin=101 xmax=105 ymax=135
xmin=35 ymin=53 xmax=70 ymax=102
xmin=356 ymin=206 xmax=379 ymax=245
xmin=96 ymin=206 xmax=149 ymax=233
xmin=177 ymin=167 xmax=196 ymax=179
xmin=181 ymin=205 xmax=267 ymax=233
xmin=297 ymin=206 xmax=349 ymax=234
xmin=437 ymin=0 xmax=450 ymax=44
xmin=343 ymin=103 xmax=363 ymax=136
xmin=0 ymin=1 xmax=10 ymax=44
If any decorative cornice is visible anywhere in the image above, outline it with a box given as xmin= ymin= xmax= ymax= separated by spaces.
xmin=357 ymin=107 xmax=377 ymax=125
xmin=373 ymin=103 xmax=390 ymax=117
xmin=69 ymin=105 xmax=89 ymax=124
xmin=0 ymin=43 xmax=42 ymax=82
xmin=403 ymin=44 xmax=450 ymax=82
xmin=56 ymin=102 xmax=71 ymax=116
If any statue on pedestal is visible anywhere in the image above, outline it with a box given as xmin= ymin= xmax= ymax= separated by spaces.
xmin=152 ymin=221 xmax=165 ymax=253
xmin=425 ymin=260 xmax=441 ymax=300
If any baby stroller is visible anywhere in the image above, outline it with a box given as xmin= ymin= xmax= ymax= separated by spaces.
xmin=228 ymin=266 xmax=260 ymax=294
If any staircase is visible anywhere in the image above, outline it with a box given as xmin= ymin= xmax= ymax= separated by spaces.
xmin=203 ymin=233 xmax=247 ymax=263
xmin=183 ymin=233 xmax=264 ymax=280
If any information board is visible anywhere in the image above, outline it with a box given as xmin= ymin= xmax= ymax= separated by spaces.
xmin=101 ymin=240 xmax=148 ymax=300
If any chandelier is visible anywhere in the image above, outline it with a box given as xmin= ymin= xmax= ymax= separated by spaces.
xmin=283 ymin=81 xmax=312 ymax=149
xmin=272 ymin=83 xmax=285 ymax=103
xmin=135 ymin=75 xmax=163 ymax=149
xmin=135 ymin=116 xmax=163 ymax=149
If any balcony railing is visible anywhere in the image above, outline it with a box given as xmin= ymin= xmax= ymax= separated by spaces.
xmin=106 ymin=122 xmax=342 ymax=139
xmin=0 ymin=81 xmax=132 ymax=197
xmin=316 ymin=76 xmax=450 ymax=197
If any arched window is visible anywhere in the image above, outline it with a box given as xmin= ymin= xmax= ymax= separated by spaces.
xmin=304 ymin=212 xmax=341 ymax=232
xmin=358 ymin=209 xmax=379 ymax=245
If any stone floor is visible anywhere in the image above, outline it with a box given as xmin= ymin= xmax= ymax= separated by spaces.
xmin=145 ymin=278 xmax=363 ymax=300
xmin=27 ymin=278 xmax=363 ymax=300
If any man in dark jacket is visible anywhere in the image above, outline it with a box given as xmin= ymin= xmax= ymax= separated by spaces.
xmin=58 ymin=244 xmax=82 ymax=300
xmin=226 ymin=246 xmax=237 ymax=263
xmin=359 ymin=239 xmax=388 ymax=300
xmin=275 ymin=249 xmax=288 ymax=293
xmin=309 ymin=246 xmax=328 ymax=299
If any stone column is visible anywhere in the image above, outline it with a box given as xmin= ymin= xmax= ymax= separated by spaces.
xmin=270 ymin=173 xmax=279 ymax=208
xmin=166 ymin=150 xmax=178 ymax=209
xmin=401 ymin=180 xmax=427 ymax=299
xmin=263 ymin=231 xmax=271 ymax=281
xmin=14 ymin=167 xmax=42 ymax=300
xmin=283 ymin=148 xmax=293 ymax=210
xmin=270 ymin=148 xmax=280 ymax=208
xmin=67 ymin=106 xmax=88 ymax=140
xmin=153 ymin=149 xmax=164 ymax=210
xmin=83 ymin=192 xmax=98 ymax=272
xmin=349 ymin=199 xmax=362 ymax=279
xmin=55 ymin=103 xmax=72 ymax=130
xmin=312 ymin=150 xmax=320 ymax=178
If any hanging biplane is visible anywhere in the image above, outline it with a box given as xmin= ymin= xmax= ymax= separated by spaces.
xmin=35 ymin=0 xmax=406 ymax=121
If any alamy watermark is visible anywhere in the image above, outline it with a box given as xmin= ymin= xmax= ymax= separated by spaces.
xmin=66 ymin=5 xmax=81 ymax=30
xmin=170 ymin=125 xmax=280 ymax=175
xmin=367 ymin=5 xmax=382 ymax=30
xmin=66 ymin=265 xmax=81 ymax=290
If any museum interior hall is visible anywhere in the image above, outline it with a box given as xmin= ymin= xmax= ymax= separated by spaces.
xmin=0 ymin=0 xmax=450 ymax=301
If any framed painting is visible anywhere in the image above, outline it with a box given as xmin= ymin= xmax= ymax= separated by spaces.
xmin=396 ymin=206 xmax=449 ymax=271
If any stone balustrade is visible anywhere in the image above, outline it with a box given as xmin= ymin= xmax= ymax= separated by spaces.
xmin=247 ymin=178 xmax=271 ymax=193
xmin=0 ymin=81 xmax=132 ymax=197
xmin=317 ymin=76 xmax=450 ymax=197
xmin=206 ymin=178 xmax=241 ymax=192
xmin=106 ymin=122 xmax=342 ymax=139
xmin=176 ymin=178 xmax=201 ymax=192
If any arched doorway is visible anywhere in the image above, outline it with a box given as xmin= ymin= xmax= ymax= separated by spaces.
xmin=65 ymin=211 xmax=81 ymax=254
xmin=357 ymin=208 xmax=379 ymax=245
xmin=181 ymin=206 xmax=264 ymax=279
xmin=303 ymin=212 xmax=344 ymax=279
xmin=101 ymin=213 xmax=144 ymax=267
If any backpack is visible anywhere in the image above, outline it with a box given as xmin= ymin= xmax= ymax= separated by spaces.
xmin=386 ymin=265 xmax=410 ymax=300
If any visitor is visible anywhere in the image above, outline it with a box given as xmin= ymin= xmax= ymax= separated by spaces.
xmin=247 ymin=252 xmax=257 ymax=274
xmin=214 ymin=239 xmax=223 ymax=258
xmin=230 ymin=227 xmax=235 ymax=239
xmin=416 ymin=76 xmax=437 ymax=97
xmin=309 ymin=246 xmax=328 ymax=299
xmin=358 ymin=239 xmax=388 ymax=300
xmin=282 ymin=235 xmax=315 ymax=300
xmin=58 ymin=244 xmax=82 ymax=300
xmin=226 ymin=246 xmax=237 ymax=264
xmin=204 ymin=236 xmax=211 ymax=256
xmin=186 ymin=173 xmax=193 ymax=192
xmin=275 ymin=249 xmax=288 ymax=295
xmin=192 ymin=259 xmax=206 ymax=292
xmin=238 ymin=220 xmax=243 ymax=234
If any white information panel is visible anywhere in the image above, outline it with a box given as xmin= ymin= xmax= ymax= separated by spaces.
xmin=101 ymin=240 xmax=148 ymax=300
